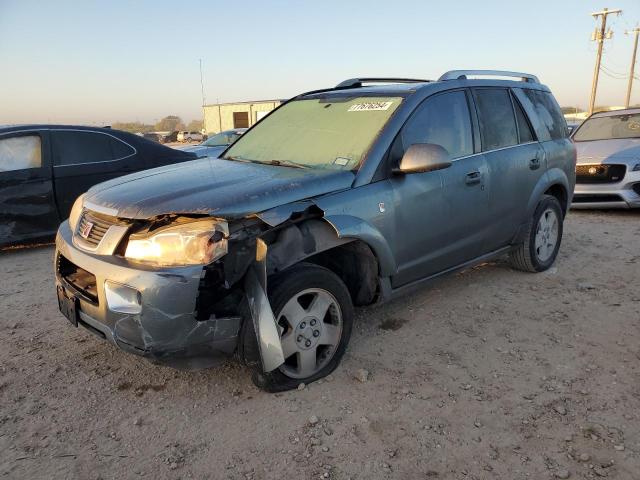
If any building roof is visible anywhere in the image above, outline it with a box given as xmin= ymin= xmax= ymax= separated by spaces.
xmin=203 ymin=99 xmax=284 ymax=108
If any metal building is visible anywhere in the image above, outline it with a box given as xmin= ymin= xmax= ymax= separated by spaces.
xmin=202 ymin=100 xmax=283 ymax=134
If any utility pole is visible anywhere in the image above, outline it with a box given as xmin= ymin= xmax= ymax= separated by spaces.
xmin=199 ymin=58 xmax=206 ymax=107
xmin=588 ymin=7 xmax=622 ymax=115
xmin=625 ymin=26 xmax=640 ymax=108
xmin=199 ymin=59 xmax=206 ymax=134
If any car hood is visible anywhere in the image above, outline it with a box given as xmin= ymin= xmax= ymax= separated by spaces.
xmin=85 ymin=157 xmax=355 ymax=219
xmin=177 ymin=145 xmax=226 ymax=157
xmin=575 ymin=138 xmax=640 ymax=165
xmin=175 ymin=144 xmax=211 ymax=152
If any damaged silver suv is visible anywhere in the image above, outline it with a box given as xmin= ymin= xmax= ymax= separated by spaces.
xmin=55 ymin=70 xmax=575 ymax=391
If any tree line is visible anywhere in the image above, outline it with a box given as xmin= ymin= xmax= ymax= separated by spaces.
xmin=112 ymin=116 xmax=203 ymax=133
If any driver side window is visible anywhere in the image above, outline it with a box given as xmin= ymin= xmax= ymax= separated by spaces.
xmin=401 ymin=90 xmax=473 ymax=159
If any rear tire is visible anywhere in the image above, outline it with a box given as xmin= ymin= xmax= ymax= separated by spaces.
xmin=241 ymin=263 xmax=353 ymax=392
xmin=509 ymin=194 xmax=563 ymax=272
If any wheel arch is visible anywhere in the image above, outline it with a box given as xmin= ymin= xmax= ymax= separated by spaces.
xmin=527 ymin=169 xmax=571 ymax=218
xmin=265 ymin=216 xmax=393 ymax=306
xmin=544 ymin=183 xmax=569 ymax=217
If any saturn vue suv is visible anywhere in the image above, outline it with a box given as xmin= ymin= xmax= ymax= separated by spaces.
xmin=54 ymin=70 xmax=575 ymax=391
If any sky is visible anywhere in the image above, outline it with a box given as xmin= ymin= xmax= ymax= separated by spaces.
xmin=1 ymin=0 xmax=640 ymax=125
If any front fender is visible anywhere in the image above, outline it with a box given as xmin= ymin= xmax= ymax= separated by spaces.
xmin=322 ymin=214 xmax=396 ymax=277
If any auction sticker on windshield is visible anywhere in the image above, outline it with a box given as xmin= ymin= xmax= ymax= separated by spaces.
xmin=348 ymin=101 xmax=394 ymax=112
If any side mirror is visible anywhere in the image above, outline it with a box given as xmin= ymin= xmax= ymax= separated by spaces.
xmin=394 ymin=143 xmax=452 ymax=174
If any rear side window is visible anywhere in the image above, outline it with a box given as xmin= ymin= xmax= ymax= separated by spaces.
xmin=110 ymin=136 xmax=136 ymax=158
xmin=513 ymin=97 xmax=535 ymax=143
xmin=401 ymin=90 xmax=473 ymax=159
xmin=523 ymin=90 xmax=567 ymax=140
xmin=53 ymin=131 xmax=135 ymax=166
xmin=473 ymin=88 xmax=518 ymax=150
xmin=0 ymin=135 xmax=42 ymax=172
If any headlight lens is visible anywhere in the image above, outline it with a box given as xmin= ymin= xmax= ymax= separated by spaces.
xmin=124 ymin=219 xmax=228 ymax=267
xmin=68 ymin=194 xmax=85 ymax=233
xmin=632 ymin=163 xmax=640 ymax=172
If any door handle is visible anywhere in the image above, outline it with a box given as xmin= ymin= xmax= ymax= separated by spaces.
xmin=465 ymin=170 xmax=482 ymax=185
xmin=529 ymin=157 xmax=541 ymax=170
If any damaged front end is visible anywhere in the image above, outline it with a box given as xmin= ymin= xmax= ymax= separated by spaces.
xmin=56 ymin=198 xmax=316 ymax=372
xmin=56 ymin=181 xmax=380 ymax=375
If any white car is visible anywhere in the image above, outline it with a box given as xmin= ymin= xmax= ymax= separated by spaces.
xmin=176 ymin=128 xmax=246 ymax=158
xmin=177 ymin=131 xmax=203 ymax=143
xmin=572 ymin=108 xmax=640 ymax=209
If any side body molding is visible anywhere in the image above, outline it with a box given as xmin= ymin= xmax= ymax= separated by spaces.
xmin=322 ymin=214 xmax=397 ymax=277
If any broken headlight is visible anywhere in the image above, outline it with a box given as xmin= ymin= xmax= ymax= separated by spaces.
xmin=68 ymin=193 xmax=85 ymax=233
xmin=124 ymin=219 xmax=228 ymax=267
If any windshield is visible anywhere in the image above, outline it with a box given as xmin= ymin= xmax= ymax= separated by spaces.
xmin=223 ymin=96 xmax=402 ymax=170
xmin=573 ymin=113 xmax=640 ymax=142
xmin=203 ymin=131 xmax=242 ymax=147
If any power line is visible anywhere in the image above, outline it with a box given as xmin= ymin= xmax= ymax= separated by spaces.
xmin=601 ymin=63 xmax=627 ymax=78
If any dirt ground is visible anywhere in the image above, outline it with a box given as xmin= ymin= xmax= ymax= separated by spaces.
xmin=1 ymin=210 xmax=639 ymax=480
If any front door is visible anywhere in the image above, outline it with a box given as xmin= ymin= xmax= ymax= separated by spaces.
xmin=390 ymin=90 xmax=490 ymax=287
xmin=0 ymin=129 xmax=59 ymax=245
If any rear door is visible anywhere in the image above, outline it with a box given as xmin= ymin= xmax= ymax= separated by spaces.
xmin=515 ymin=88 xmax=574 ymax=192
xmin=471 ymin=88 xmax=545 ymax=251
xmin=51 ymin=129 xmax=139 ymax=218
xmin=390 ymin=89 xmax=491 ymax=287
xmin=0 ymin=129 xmax=59 ymax=245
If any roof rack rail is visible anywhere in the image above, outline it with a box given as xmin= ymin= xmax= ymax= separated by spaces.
xmin=336 ymin=77 xmax=430 ymax=89
xmin=438 ymin=70 xmax=539 ymax=83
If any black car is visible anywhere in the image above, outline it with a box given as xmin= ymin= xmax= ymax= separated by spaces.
xmin=142 ymin=132 xmax=162 ymax=143
xmin=0 ymin=125 xmax=197 ymax=246
xmin=160 ymin=131 xmax=178 ymax=143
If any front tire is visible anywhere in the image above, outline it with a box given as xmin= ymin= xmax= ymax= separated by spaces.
xmin=242 ymin=263 xmax=354 ymax=392
xmin=509 ymin=194 xmax=563 ymax=272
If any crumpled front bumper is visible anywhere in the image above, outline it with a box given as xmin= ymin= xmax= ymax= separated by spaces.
xmin=54 ymin=220 xmax=241 ymax=367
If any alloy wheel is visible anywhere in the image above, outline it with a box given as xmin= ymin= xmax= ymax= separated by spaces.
xmin=276 ymin=288 xmax=343 ymax=379
xmin=534 ymin=208 xmax=559 ymax=262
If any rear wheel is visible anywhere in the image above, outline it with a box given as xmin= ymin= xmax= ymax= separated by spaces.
xmin=242 ymin=263 xmax=353 ymax=392
xmin=509 ymin=194 xmax=563 ymax=272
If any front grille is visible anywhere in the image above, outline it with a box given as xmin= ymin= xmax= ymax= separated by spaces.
xmin=633 ymin=183 xmax=640 ymax=196
xmin=57 ymin=254 xmax=99 ymax=304
xmin=576 ymin=164 xmax=626 ymax=184
xmin=75 ymin=210 xmax=126 ymax=247
xmin=572 ymin=194 xmax=624 ymax=203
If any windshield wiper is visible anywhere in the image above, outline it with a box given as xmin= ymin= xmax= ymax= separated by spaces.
xmin=224 ymin=156 xmax=309 ymax=169
xmin=265 ymin=159 xmax=309 ymax=169
xmin=224 ymin=155 xmax=257 ymax=164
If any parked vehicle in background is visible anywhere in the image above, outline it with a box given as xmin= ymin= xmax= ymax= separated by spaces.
xmin=160 ymin=131 xmax=178 ymax=144
xmin=142 ymin=132 xmax=162 ymax=143
xmin=54 ymin=71 xmax=574 ymax=391
xmin=177 ymin=131 xmax=203 ymax=143
xmin=0 ymin=125 xmax=197 ymax=246
xmin=571 ymin=108 xmax=640 ymax=208
xmin=566 ymin=122 xmax=581 ymax=135
xmin=176 ymin=128 xmax=247 ymax=157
